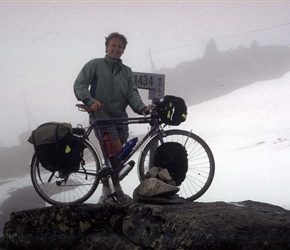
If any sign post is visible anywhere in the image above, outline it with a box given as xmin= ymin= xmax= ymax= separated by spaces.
xmin=133 ymin=72 xmax=165 ymax=168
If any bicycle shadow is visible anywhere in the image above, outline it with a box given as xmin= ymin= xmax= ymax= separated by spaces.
xmin=0 ymin=185 xmax=46 ymax=236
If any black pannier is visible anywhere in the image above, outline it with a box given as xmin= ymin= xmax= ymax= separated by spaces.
xmin=154 ymin=95 xmax=187 ymax=126
xmin=28 ymin=122 xmax=84 ymax=174
xmin=153 ymin=142 xmax=188 ymax=186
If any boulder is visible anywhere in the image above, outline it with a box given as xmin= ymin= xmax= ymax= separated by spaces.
xmin=1 ymin=200 xmax=290 ymax=249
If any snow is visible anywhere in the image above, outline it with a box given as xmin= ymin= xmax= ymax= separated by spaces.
xmin=180 ymin=71 xmax=290 ymax=209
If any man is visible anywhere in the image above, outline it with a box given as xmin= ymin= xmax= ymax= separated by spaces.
xmin=74 ymin=32 xmax=149 ymax=203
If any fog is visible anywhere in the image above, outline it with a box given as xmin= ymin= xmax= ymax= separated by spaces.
xmin=1 ymin=2 xmax=290 ymax=147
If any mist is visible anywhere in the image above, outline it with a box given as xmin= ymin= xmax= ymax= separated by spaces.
xmin=1 ymin=2 xmax=290 ymax=147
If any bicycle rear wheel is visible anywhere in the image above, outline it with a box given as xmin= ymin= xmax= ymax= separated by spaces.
xmin=138 ymin=129 xmax=215 ymax=201
xmin=30 ymin=135 xmax=101 ymax=205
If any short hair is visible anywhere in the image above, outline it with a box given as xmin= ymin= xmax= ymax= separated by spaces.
xmin=105 ymin=32 xmax=128 ymax=50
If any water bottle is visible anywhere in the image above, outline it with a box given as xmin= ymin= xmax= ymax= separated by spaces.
xmin=103 ymin=133 xmax=114 ymax=157
xmin=118 ymin=160 xmax=135 ymax=181
xmin=118 ymin=137 xmax=138 ymax=160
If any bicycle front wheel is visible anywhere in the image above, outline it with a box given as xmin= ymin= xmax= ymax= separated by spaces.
xmin=30 ymin=135 xmax=101 ymax=205
xmin=138 ymin=129 xmax=215 ymax=201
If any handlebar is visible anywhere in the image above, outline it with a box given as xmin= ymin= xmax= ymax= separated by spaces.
xmin=75 ymin=102 xmax=172 ymax=118
xmin=75 ymin=103 xmax=160 ymax=114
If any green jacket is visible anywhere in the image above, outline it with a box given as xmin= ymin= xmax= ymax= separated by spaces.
xmin=74 ymin=55 xmax=147 ymax=119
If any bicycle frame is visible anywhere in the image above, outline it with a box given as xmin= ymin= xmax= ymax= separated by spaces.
xmin=77 ymin=113 xmax=166 ymax=177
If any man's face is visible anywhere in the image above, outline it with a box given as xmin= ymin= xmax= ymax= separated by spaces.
xmin=106 ymin=38 xmax=125 ymax=60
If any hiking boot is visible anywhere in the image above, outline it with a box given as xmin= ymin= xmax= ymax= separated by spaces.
xmin=97 ymin=195 xmax=115 ymax=204
xmin=117 ymin=193 xmax=133 ymax=203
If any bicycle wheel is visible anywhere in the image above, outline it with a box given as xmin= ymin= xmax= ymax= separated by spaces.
xmin=30 ymin=135 xmax=101 ymax=205
xmin=138 ymin=129 xmax=215 ymax=201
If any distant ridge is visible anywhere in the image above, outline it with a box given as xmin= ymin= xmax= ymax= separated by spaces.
xmin=158 ymin=40 xmax=290 ymax=105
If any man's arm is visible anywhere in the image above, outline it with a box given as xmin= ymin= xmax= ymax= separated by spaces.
xmin=125 ymin=68 xmax=148 ymax=114
xmin=73 ymin=60 xmax=97 ymax=106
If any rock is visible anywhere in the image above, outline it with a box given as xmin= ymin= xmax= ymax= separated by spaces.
xmin=1 ymin=200 xmax=290 ymax=249
xmin=135 ymin=177 xmax=179 ymax=197
xmin=133 ymin=166 xmax=180 ymax=204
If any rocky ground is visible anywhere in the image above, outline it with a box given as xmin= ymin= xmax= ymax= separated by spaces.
xmin=1 ymin=200 xmax=290 ymax=250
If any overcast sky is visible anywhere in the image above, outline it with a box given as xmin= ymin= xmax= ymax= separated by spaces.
xmin=1 ymin=1 xmax=290 ymax=147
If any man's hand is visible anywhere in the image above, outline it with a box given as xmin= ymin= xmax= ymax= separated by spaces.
xmin=141 ymin=107 xmax=151 ymax=116
xmin=76 ymin=104 xmax=93 ymax=112
xmin=91 ymin=101 xmax=104 ymax=111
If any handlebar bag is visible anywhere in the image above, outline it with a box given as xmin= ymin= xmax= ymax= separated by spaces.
xmin=154 ymin=95 xmax=187 ymax=126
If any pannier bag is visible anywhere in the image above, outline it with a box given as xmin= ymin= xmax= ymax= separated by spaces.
xmin=154 ymin=95 xmax=187 ymax=126
xmin=153 ymin=142 xmax=188 ymax=186
xmin=28 ymin=122 xmax=83 ymax=173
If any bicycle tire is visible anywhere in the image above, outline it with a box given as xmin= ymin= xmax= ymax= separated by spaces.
xmin=30 ymin=135 xmax=101 ymax=205
xmin=137 ymin=129 xmax=215 ymax=201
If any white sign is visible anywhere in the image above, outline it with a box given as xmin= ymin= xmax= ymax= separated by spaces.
xmin=133 ymin=72 xmax=165 ymax=99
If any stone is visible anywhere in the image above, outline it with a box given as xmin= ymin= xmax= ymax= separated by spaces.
xmin=157 ymin=168 xmax=172 ymax=182
xmin=144 ymin=166 xmax=160 ymax=178
xmin=135 ymin=177 xmax=179 ymax=197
